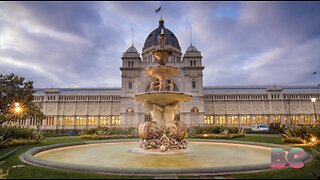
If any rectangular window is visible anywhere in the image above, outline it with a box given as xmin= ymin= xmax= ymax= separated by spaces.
xmin=192 ymin=81 xmax=196 ymax=89
xmin=63 ymin=117 xmax=73 ymax=126
xmin=88 ymin=117 xmax=97 ymax=125
xmin=76 ymin=117 xmax=85 ymax=125
xmin=204 ymin=115 xmax=214 ymax=125
xmin=241 ymin=116 xmax=251 ymax=125
xmin=215 ymin=116 xmax=226 ymax=125
xmin=129 ymin=82 xmax=133 ymax=89
xmin=100 ymin=117 xmax=109 ymax=126
xmin=228 ymin=116 xmax=239 ymax=125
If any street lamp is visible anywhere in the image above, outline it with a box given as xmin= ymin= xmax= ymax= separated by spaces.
xmin=311 ymin=98 xmax=317 ymax=124
xmin=14 ymin=102 xmax=21 ymax=113
xmin=287 ymin=98 xmax=292 ymax=127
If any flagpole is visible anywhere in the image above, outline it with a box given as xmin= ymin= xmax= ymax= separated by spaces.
xmin=161 ymin=4 xmax=163 ymax=19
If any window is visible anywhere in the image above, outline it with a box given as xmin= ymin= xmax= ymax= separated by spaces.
xmin=192 ymin=81 xmax=196 ymax=89
xmin=127 ymin=107 xmax=134 ymax=113
xmin=204 ymin=115 xmax=214 ymax=125
xmin=228 ymin=116 xmax=239 ymax=125
xmin=215 ymin=116 xmax=226 ymax=125
xmin=241 ymin=116 xmax=251 ymax=125
xmin=100 ymin=117 xmax=108 ymax=126
xmin=253 ymin=115 xmax=263 ymax=124
xmin=111 ymin=116 xmax=121 ymax=125
xmin=191 ymin=107 xmax=199 ymax=113
xmin=128 ymin=82 xmax=133 ymax=89
xmin=88 ymin=116 xmax=97 ymax=125
xmin=63 ymin=117 xmax=73 ymax=126
xmin=76 ymin=117 xmax=85 ymax=125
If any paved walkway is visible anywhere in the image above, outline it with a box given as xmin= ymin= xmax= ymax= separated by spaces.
xmin=245 ymin=133 xmax=281 ymax=137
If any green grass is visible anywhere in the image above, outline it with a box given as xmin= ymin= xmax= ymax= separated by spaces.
xmin=0 ymin=137 xmax=151 ymax=179
xmin=0 ymin=136 xmax=319 ymax=179
xmin=0 ymin=147 xmax=16 ymax=157
xmin=231 ymin=136 xmax=284 ymax=144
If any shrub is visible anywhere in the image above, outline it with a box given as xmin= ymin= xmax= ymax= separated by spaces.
xmin=245 ymin=129 xmax=278 ymax=134
xmin=0 ymin=139 xmax=41 ymax=148
xmin=80 ymin=126 xmax=138 ymax=139
xmin=282 ymin=137 xmax=305 ymax=144
xmin=281 ymin=125 xmax=320 ymax=144
xmin=190 ymin=133 xmax=245 ymax=139
xmin=187 ymin=125 xmax=244 ymax=136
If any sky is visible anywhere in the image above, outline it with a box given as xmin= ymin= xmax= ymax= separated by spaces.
xmin=1 ymin=1 xmax=320 ymax=88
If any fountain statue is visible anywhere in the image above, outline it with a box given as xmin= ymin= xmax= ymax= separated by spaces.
xmin=134 ymin=28 xmax=192 ymax=152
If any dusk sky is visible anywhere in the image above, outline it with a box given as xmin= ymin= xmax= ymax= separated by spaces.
xmin=1 ymin=1 xmax=320 ymax=88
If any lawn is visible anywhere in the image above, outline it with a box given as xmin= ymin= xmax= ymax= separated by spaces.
xmin=0 ymin=135 xmax=319 ymax=179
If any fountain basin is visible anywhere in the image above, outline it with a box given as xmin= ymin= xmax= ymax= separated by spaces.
xmin=145 ymin=65 xmax=180 ymax=79
xmin=134 ymin=92 xmax=192 ymax=106
xmin=20 ymin=139 xmax=312 ymax=176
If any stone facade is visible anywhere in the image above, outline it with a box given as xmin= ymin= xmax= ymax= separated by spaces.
xmin=14 ymin=20 xmax=320 ymax=131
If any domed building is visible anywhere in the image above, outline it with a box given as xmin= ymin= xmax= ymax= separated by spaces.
xmin=16 ymin=19 xmax=320 ymax=132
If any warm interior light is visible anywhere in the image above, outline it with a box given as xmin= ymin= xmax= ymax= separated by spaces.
xmin=15 ymin=107 xmax=21 ymax=113
xmin=203 ymin=134 xmax=208 ymax=137
xmin=311 ymin=137 xmax=317 ymax=143
xmin=311 ymin=98 xmax=316 ymax=103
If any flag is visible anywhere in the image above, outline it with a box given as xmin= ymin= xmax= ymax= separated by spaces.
xmin=155 ymin=6 xmax=161 ymax=13
xmin=313 ymin=72 xmax=317 ymax=75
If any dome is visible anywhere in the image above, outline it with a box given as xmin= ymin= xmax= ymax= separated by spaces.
xmin=126 ymin=45 xmax=138 ymax=53
xmin=143 ymin=19 xmax=181 ymax=51
xmin=186 ymin=45 xmax=199 ymax=52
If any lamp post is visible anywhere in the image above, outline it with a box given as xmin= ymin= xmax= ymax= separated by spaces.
xmin=311 ymin=98 xmax=317 ymax=124
xmin=14 ymin=102 xmax=22 ymax=125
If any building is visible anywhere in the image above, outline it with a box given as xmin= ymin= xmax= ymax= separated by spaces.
xmin=17 ymin=19 xmax=320 ymax=131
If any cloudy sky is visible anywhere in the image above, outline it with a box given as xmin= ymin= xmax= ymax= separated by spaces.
xmin=1 ymin=1 xmax=320 ymax=88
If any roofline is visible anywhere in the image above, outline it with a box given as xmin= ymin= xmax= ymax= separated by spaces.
xmin=35 ymin=87 xmax=121 ymax=91
xmin=203 ymin=85 xmax=320 ymax=90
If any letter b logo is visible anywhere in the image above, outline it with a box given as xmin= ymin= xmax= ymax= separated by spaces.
xmin=271 ymin=148 xmax=306 ymax=169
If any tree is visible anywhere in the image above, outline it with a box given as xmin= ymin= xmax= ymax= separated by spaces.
xmin=0 ymin=73 xmax=45 ymax=125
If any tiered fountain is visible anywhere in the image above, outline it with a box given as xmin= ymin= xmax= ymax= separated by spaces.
xmin=134 ymin=29 xmax=192 ymax=152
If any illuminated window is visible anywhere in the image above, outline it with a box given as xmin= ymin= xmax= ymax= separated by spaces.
xmin=88 ymin=116 xmax=97 ymax=125
xmin=75 ymin=116 xmax=85 ymax=126
xmin=204 ymin=115 xmax=214 ymax=125
xmin=292 ymin=116 xmax=299 ymax=125
xmin=100 ymin=116 xmax=108 ymax=126
xmin=241 ymin=116 xmax=251 ymax=125
xmin=215 ymin=116 xmax=226 ymax=125
xmin=63 ymin=117 xmax=73 ymax=126
xmin=273 ymin=115 xmax=281 ymax=124
xmin=302 ymin=115 xmax=311 ymax=125
xmin=45 ymin=116 xmax=54 ymax=126
xmin=228 ymin=116 xmax=239 ymax=125
xmin=253 ymin=115 xmax=263 ymax=124
xmin=111 ymin=116 xmax=121 ymax=126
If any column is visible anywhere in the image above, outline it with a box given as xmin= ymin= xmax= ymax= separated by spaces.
xmin=281 ymin=115 xmax=286 ymax=125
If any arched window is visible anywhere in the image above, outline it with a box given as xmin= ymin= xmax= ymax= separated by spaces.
xmin=191 ymin=107 xmax=199 ymax=112
xmin=127 ymin=107 xmax=134 ymax=113
xmin=190 ymin=60 xmax=193 ymax=66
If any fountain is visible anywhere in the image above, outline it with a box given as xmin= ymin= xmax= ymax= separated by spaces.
xmin=20 ymin=22 xmax=313 ymax=176
xmin=134 ymin=28 xmax=192 ymax=152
